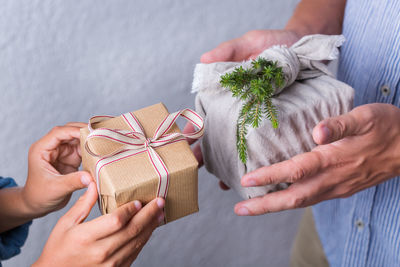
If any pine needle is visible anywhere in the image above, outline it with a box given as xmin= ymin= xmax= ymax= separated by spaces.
xmin=220 ymin=58 xmax=284 ymax=164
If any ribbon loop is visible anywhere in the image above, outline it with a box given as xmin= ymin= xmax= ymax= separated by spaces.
xmin=85 ymin=108 xmax=204 ymax=206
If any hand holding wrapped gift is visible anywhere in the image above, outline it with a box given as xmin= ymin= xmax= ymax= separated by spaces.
xmin=193 ymin=34 xmax=354 ymax=200
xmin=0 ymin=121 xmax=163 ymax=266
xmin=236 ymin=103 xmax=400 ymax=215
xmin=34 ymin=183 xmax=164 ymax=266
xmin=0 ymin=123 xmax=94 ymax=234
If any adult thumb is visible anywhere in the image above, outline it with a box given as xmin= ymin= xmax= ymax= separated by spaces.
xmin=61 ymin=171 xmax=94 ymax=194
xmin=200 ymin=45 xmax=233 ymax=63
xmin=201 ymin=38 xmax=247 ymax=63
xmin=61 ymin=182 xmax=98 ymax=226
xmin=312 ymin=113 xmax=358 ymax=145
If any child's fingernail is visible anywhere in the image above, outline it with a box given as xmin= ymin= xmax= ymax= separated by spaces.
xmin=236 ymin=206 xmax=250 ymax=216
xmin=87 ymin=182 xmax=95 ymax=193
xmin=133 ymin=200 xmax=142 ymax=210
xmin=81 ymin=175 xmax=91 ymax=186
xmin=157 ymin=212 xmax=165 ymax=223
xmin=244 ymin=179 xmax=257 ymax=186
xmin=156 ymin=198 xmax=165 ymax=209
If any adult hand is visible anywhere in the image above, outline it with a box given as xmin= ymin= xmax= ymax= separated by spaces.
xmin=22 ymin=123 xmax=93 ymax=217
xmin=200 ymin=29 xmax=300 ymax=63
xmin=33 ymin=182 xmax=164 ymax=267
xmin=235 ymin=103 xmax=400 ymax=215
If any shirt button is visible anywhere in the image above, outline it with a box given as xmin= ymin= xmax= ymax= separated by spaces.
xmin=355 ymin=219 xmax=365 ymax=230
xmin=380 ymin=85 xmax=391 ymax=96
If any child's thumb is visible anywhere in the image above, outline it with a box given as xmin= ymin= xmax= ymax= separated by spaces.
xmin=62 ymin=171 xmax=94 ymax=194
xmin=61 ymin=182 xmax=98 ymax=227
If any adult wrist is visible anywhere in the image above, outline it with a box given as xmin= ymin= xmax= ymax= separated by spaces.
xmin=284 ymin=25 xmax=310 ymax=40
xmin=284 ymin=0 xmax=345 ymax=37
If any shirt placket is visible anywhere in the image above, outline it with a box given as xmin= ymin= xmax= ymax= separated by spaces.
xmin=341 ymin=187 xmax=377 ymax=267
xmin=394 ymin=80 xmax=400 ymax=107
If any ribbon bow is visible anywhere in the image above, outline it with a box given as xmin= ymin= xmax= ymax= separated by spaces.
xmin=85 ymin=108 xmax=204 ymax=201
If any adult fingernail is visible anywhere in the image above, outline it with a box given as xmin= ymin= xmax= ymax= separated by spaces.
xmin=156 ymin=198 xmax=165 ymax=209
xmin=133 ymin=200 xmax=142 ymax=210
xmin=81 ymin=175 xmax=91 ymax=186
xmin=157 ymin=212 xmax=165 ymax=223
xmin=321 ymin=125 xmax=331 ymax=140
xmin=236 ymin=206 xmax=250 ymax=216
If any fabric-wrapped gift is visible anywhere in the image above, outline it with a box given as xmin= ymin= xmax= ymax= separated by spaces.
xmin=192 ymin=35 xmax=354 ymax=199
xmin=80 ymin=103 xmax=204 ymax=223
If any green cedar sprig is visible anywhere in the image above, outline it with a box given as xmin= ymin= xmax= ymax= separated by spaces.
xmin=220 ymin=58 xmax=284 ymax=164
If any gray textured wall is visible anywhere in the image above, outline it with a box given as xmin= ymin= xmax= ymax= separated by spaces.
xmin=0 ymin=1 xmax=302 ymax=266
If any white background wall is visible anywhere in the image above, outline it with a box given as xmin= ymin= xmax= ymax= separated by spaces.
xmin=0 ymin=1 xmax=302 ymax=266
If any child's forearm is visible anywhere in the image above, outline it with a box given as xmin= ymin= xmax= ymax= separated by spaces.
xmin=0 ymin=187 xmax=36 ymax=232
xmin=285 ymin=0 xmax=346 ymax=37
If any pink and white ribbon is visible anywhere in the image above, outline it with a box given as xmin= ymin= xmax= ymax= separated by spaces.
xmin=84 ymin=109 xmax=204 ymax=202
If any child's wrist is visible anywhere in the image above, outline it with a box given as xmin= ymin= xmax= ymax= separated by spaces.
xmin=0 ymin=186 xmax=39 ymax=232
xmin=20 ymin=187 xmax=47 ymax=219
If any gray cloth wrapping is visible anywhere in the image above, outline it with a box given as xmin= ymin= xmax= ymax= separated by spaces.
xmin=192 ymin=35 xmax=355 ymax=200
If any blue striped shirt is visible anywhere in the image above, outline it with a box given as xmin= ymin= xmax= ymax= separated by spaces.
xmin=312 ymin=1 xmax=400 ymax=266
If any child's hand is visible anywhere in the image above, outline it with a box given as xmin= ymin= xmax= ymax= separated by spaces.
xmin=33 ymin=182 xmax=164 ymax=267
xmin=22 ymin=123 xmax=93 ymax=217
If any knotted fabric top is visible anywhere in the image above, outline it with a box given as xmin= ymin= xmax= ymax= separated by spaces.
xmin=85 ymin=108 xmax=204 ymax=200
xmin=192 ymin=34 xmax=345 ymax=95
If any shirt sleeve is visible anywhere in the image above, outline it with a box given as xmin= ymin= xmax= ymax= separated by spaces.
xmin=0 ymin=177 xmax=31 ymax=261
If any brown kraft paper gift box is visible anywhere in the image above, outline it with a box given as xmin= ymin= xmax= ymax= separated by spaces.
xmin=80 ymin=103 xmax=199 ymax=223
